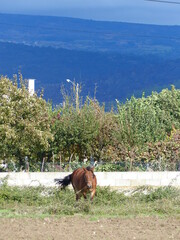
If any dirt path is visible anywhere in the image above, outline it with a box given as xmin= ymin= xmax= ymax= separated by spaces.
xmin=0 ymin=217 xmax=179 ymax=240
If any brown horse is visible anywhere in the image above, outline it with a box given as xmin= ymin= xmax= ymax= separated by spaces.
xmin=55 ymin=166 xmax=97 ymax=201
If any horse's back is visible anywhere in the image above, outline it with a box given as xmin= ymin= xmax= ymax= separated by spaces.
xmin=71 ymin=168 xmax=85 ymax=191
xmin=72 ymin=168 xmax=85 ymax=180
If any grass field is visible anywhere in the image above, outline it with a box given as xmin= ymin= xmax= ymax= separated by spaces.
xmin=0 ymin=183 xmax=180 ymax=219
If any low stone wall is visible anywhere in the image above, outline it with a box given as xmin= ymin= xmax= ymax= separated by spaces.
xmin=0 ymin=172 xmax=180 ymax=188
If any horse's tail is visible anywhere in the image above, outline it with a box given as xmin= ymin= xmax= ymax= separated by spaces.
xmin=54 ymin=174 xmax=72 ymax=189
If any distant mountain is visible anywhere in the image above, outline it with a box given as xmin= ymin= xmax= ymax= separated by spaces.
xmin=0 ymin=41 xmax=180 ymax=105
xmin=1 ymin=13 xmax=180 ymax=58
xmin=0 ymin=13 xmax=180 ymax=105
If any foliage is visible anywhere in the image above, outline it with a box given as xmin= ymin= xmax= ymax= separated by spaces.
xmin=114 ymin=86 xmax=180 ymax=171
xmin=0 ymin=185 xmax=180 ymax=218
xmin=0 ymin=76 xmax=53 ymax=169
xmin=141 ymin=128 xmax=180 ymax=171
xmin=136 ymin=186 xmax=180 ymax=202
xmin=51 ymin=98 xmax=100 ymax=162
xmin=116 ymin=86 xmax=180 ymax=147
xmin=0 ymin=74 xmax=179 ymax=171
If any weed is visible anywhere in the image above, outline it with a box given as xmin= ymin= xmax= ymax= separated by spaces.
xmin=0 ymin=183 xmax=179 ymax=218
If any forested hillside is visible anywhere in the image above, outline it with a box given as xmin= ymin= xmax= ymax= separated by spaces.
xmin=1 ymin=13 xmax=180 ymax=57
xmin=0 ymin=13 xmax=180 ymax=104
xmin=0 ymin=42 xmax=180 ymax=104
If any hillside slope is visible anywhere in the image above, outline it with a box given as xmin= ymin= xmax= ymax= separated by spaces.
xmin=0 ymin=42 xmax=179 ymax=104
xmin=0 ymin=13 xmax=180 ymax=57
xmin=0 ymin=13 xmax=180 ymax=104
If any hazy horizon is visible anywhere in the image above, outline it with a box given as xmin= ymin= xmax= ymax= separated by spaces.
xmin=0 ymin=0 xmax=180 ymax=25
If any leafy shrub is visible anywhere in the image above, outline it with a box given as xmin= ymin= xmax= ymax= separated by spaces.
xmin=0 ymin=74 xmax=179 ymax=171
xmin=0 ymin=184 xmax=180 ymax=217
xmin=136 ymin=186 xmax=180 ymax=202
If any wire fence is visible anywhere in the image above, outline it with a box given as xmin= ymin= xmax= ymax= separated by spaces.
xmin=1 ymin=159 xmax=180 ymax=172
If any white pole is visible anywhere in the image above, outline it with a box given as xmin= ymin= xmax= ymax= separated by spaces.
xmin=28 ymin=79 xmax=35 ymax=96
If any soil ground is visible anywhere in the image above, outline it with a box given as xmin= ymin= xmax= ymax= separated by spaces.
xmin=0 ymin=217 xmax=179 ymax=240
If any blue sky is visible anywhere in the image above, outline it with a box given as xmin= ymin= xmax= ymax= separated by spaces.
xmin=0 ymin=0 xmax=180 ymax=25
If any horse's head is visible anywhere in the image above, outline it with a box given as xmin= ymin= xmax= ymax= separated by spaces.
xmin=83 ymin=167 xmax=95 ymax=190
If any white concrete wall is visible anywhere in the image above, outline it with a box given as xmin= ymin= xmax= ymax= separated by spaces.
xmin=0 ymin=172 xmax=180 ymax=188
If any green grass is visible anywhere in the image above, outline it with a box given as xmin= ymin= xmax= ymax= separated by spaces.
xmin=0 ymin=183 xmax=180 ymax=219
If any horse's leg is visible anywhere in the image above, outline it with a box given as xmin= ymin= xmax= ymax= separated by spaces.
xmin=76 ymin=193 xmax=82 ymax=201
xmin=76 ymin=194 xmax=79 ymax=201
xmin=83 ymin=192 xmax=87 ymax=199
xmin=90 ymin=190 xmax=96 ymax=201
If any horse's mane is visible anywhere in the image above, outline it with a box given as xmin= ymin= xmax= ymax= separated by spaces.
xmin=86 ymin=166 xmax=92 ymax=171
xmin=86 ymin=166 xmax=95 ymax=178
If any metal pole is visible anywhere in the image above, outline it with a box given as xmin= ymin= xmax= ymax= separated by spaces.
xmin=76 ymin=83 xmax=79 ymax=112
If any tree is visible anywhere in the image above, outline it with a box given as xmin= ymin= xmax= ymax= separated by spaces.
xmin=116 ymin=87 xmax=180 ymax=147
xmin=51 ymin=97 xmax=100 ymax=163
xmin=0 ymin=75 xmax=53 ymax=169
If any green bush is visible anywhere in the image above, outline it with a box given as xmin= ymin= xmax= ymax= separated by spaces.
xmin=0 ymin=74 xmax=179 ymax=171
